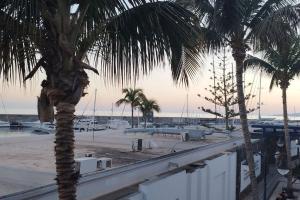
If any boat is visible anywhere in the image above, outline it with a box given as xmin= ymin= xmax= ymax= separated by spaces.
xmin=74 ymin=118 xmax=106 ymax=132
xmin=107 ymin=119 xmax=130 ymax=129
xmin=32 ymin=122 xmax=55 ymax=134
xmin=74 ymin=89 xmax=107 ymax=132
xmin=0 ymin=120 xmax=9 ymax=128
xmin=9 ymin=121 xmax=24 ymax=129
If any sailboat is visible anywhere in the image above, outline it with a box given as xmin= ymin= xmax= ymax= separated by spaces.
xmin=74 ymin=89 xmax=106 ymax=132
xmin=106 ymin=103 xmax=130 ymax=129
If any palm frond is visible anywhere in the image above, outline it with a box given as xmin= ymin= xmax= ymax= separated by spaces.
xmin=244 ymin=55 xmax=276 ymax=75
xmin=249 ymin=3 xmax=300 ymax=48
xmin=0 ymin=0 xmax=42 ymax=84
xmin=117 ymin=87 xmax=145 ymax=107
xmin=269 ymin=72 xmax=280 ymax=90
xmin=115 ymin=98 xmax=130 ymax=106
xmin=139 ymin=98 xmax=160 ymax=113
xmin=248 ymin=0 xmax=295 ymax=28
xmin=246 ymin=35 xmax=300 ymax=91
xmin=97 ymin=1 xmax=203 ymax=86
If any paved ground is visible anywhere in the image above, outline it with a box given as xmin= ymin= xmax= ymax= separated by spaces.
xmin=0 ymin=166 xmax=55 ymax=196
xmin=243 ymin=165 xmax=281 ymax=200
xmin=0 ymin=129 xmax=232 ymax=197
xmin=270 ymin=178 xmax=300 ymax=199
xmin=7 ymin=137 xmax=243 ymax=200
xmin=243 ymin=166 xmax=300 ymax=200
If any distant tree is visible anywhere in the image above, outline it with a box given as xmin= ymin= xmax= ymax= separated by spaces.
xmin=116 ymin=88 xmax=145 ymax=128
xmin=201 ymin=48 xmax=256 ymax=130
xmin=244 ymin=36 xmax=300 ymax=192
xmin=139 ymin=98 xmax=160 ymax=128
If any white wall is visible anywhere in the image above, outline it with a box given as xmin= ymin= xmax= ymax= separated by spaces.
xmin=122 ymin=152 xmax=237 ymax=200
xmin=240 ymin=153 xmax=261 ymax=192
xmin=291 ymin=140 xmax=300 ymax=157
xmin=197 ymin=152 xmax=237 ymax=200
xmin=139 ymin=171 xmax=187 ymax=200
xmin=125 ymin=192 xmax=143 ymax=200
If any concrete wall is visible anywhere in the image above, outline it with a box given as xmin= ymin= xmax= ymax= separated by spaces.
xmin=196 ymin=152 xmax=236 ymax=200
xmin=291 ymin=140 xmax=300 ymax=157
xmin=122 ymin=152 xmax=237 ymax=200
xmin=139 ymin=171 xmax=187 ymax=200
xmin=240 ymin=153 xmax=261 ymax=192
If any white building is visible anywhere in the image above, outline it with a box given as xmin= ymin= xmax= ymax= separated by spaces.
xmin=123 ymin=152 xmax=237 ymax=200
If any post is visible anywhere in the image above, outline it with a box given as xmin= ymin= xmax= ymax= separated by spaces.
xmin=212 ymin=54 xmax=217 ymax=124
xmin=137 ymin=108 xmax=140 ymax=127
xmin=92 ymin=89 xmax=97 ymax=142
xmin=258 ymin=69 xmax=262 ymax=120
xmin=186 ymin=94 xmax=189 ymax=124
xmin=263 ymin=132 xmax=267 ymax=200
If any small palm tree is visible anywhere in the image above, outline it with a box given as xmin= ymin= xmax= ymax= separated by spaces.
xmin=177 ymin=1 xmax=299 ymax=197
xmin=116 ymin=88 xmax=145 ymax=128
xmin=139 ymin=98 xmax=161 ymax=128
xmin=244 ymin=36 xmax=300 ymax=192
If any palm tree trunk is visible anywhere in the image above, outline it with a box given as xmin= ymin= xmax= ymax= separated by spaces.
xmin=282 ymin=86 xmax=293 ymax=191
xmin=55 ymin=102 xmax=77 ymax=200
xmin=131 ymin=105 xmax=134 ymax=128
xmin=233 ymin=48 xmax=258 ymax=200
xmin=144 ymin=116 xmax=147 ymax=128
xmin=225 ymin=117 xmax=229 ymax=130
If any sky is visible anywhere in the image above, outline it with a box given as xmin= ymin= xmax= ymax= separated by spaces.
xmin=1 ymin=53 xmax=300 ymax=119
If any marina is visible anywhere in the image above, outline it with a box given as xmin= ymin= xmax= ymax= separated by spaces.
xmin=0 ymin=126 xmax=233 ymax=197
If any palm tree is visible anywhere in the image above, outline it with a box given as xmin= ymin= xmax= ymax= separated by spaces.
xmin=139 ymin=98 xmax=160 ymax=128
xmin=244 ymin=36 xmax=300 ymax=193
xmin=177 ymin=0 xmax=299 ymax=198
xmin=0 ymin=1 xmax=202 ymax=199
xmin=116 ymin=88 xmax=145 ymax=128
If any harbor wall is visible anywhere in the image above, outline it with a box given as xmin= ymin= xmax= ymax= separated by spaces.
xmin=0 ymin=114 xmax=242 ymax=125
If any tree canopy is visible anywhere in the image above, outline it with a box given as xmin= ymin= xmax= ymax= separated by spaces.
xmin=0 ymin=0 xmax=203 ymax=86
xmin=244 ymin=36 xmax=300 ymax=90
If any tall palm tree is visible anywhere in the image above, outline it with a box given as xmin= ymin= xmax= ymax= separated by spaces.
xmin=177 ymin=0 xmax=299 ymax=198
xmin=139 ymin=98 xmax=160 ymax=128
xmin=116 ymin=88 xmax=145 ymax=128
xmin=244 ymin=36 xmax=300 ymax=192
xmin=0 ymin=1 xmax=202 ymax=199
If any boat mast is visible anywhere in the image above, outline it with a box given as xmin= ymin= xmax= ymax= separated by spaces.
xmin=186 ymin=94 xmax=189 ymax=124
xmin=258 ymin=69 xmax=262 ymax=120
xmin=212 ymin=53 xmax=217 ymax=124
xmin=92 ymin=89 xmax=97 ymax=142
xmin=231 ymin=63 xmax=235 ymax=126
xmin=0 ymin=94 xmax=9 ymax=122
xmin=111 ymin=103 xmax=114 ymax=119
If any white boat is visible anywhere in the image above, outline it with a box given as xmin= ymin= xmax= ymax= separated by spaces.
xmin=74 ymin=118 xmax=106 ymax=132
xmin=137 ymin=122 xmax=154 ymax=128
xmin=32 ymin=122 xmax=55 ymax=134
xmin=107 ymin=119 xmax=130 ymax=129
xmin=0 ymin=120 xmax=9 ymax=128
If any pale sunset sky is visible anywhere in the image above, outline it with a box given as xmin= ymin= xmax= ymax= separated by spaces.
xmin=1 ymin=54 xmax=300 ymax=118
